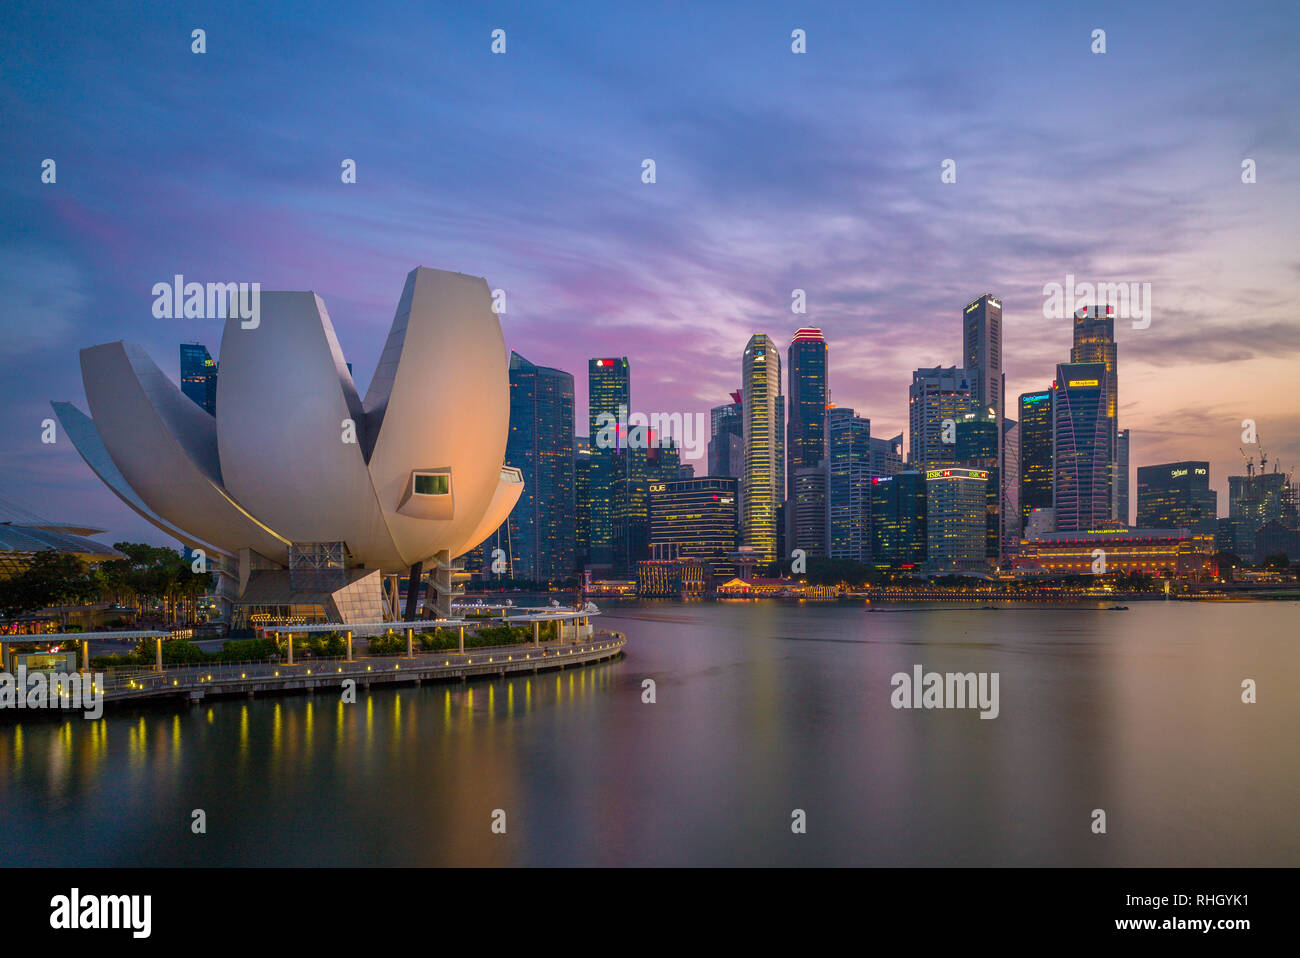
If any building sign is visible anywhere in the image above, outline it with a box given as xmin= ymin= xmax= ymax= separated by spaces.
xmin=1067 ymin=379 xmax=1099 ymax=387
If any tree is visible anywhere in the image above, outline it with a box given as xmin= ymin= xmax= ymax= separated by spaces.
xmin=0 ymin=551 xmax=98 ymax=626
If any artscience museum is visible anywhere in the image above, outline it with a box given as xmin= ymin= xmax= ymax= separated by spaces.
xmin=51 ymin=267 xmax=524 ymax=626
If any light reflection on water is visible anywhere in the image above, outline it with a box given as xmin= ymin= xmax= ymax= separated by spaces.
xmin=0 ymin=600 xmax=1297 ymax=866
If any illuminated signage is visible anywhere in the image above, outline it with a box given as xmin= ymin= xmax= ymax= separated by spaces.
xmin=649 ymin=484 xmax=665 ymax=492
xmin=925 ymin=469 xmax=988 ymax=480
xmin=1067 ymin=379 xmax=1099 ymax=387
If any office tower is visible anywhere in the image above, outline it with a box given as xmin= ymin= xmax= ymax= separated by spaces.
xmin=791 ymin=462 xmax=828 ymax=558
xmin=588 ymin=357 xmax=630 ymax=442
xmin=869 ymin=434 xmax=905 ymax=478
xmin=648 ymin=477 xmax=739 ymax=577
xmin=1053 ymin=362 xmax=1115 ymax=532
xmin=502 ymin=352 xmax=575 ymax=582
xmin=827 ymin=408 xmax=871 ymax=561
xmin=1018 ymin=389 xmax=1054 ymax=536
xmin=908 ymin=367 xmax=977 ymax=468
xmin=925 ymin=468 xmax=990 ymax=571
xmin=180 ymin=343 xmax=218 ymax=415
xmin=871 ymin=471 xmax=926 ymax=568
xmin=955 ymin=408 xmax=1000 ymax=560
xmin=963 ymin=295 xmax=1004 ymax=421
xmin=963 ymin=294 xmax=1006 ymax=556
xmin=1228 ymin=470 xmax=1296 ymax=562
xmin=587 ymin=357 xmax=630 ymax=565
xmin=787 ymin=328 xmax=828 ymax=500
xmin=1000 ymin=419 xmax=1020 ymax=555
xmin=1117 ymin=428 xmax=1130 ymax=526
xmin=574 ymin=440 xmax=593 ymax=569
xmin=1136 ymin=462 xmax=1217 ymax=535
xmin=1071 ymin=306 xmax=1119 ymax=519
xmin=678 ymin=464 xmax=695 ymax=480
xmin=708 ymin=395 xmax=744 ymax=479
xmin=741 ymin=335 xmax=782 ymax=563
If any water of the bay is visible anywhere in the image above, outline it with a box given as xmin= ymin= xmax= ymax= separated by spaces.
xmin=2 ymin=599 xmax=1296 ymax=866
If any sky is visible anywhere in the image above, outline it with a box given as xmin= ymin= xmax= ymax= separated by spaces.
xmin=1 ymin=0 xmax=1298 ymax=546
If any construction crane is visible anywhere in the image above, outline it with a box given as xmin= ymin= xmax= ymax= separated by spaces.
xmin=1239 ymin=446 xmax=1256 ymax=478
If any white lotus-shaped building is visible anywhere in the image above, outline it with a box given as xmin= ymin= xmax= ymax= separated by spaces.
xmin=52 ymin=267 xmax=523 ymax=624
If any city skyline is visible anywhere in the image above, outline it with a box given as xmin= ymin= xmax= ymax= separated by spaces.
xmin=3 ymin=3 xmax=1298 ymax=546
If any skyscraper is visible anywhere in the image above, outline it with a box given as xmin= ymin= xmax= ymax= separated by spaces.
xmin=180 ymin=342 xmax=218 ymax=415
xmin=871 ymin=471 xmax=926 ymax=568
xmin=648 ymin=477 xmax=739 ymax=577
xmin=908 ymin=366 xmax=977 ymax=469
xmin=708 ymin=396 xmax=744 ymax=479
xmin=827 ymin=408 xmax=871 ymax=561
xmin=1053 ymin=362 xmax=1114 ymax=532
xmin=1071 ymin=306 xmax=1119 ymax=520
xmin=587 ymin=357 xmax=630 ymax=566
xmin=963 ymin=295 xmax=1004 ymax=422
xmin=1117 ymin=428 xmax=1131 ymax=526
xmin=787 ymin=328 xmax=828 ymax=500
xmin=956 ymin=408 xmax=1000 ymax=560
xmin=1000 ymin=418 xmax=1020 ymax=555
xmin=791 ymin=463 xmax=829 ymax=558
xmin=574 ymin=439 xmax=594 ymax=569
xmin=1018 ymin=389 xmax=1054 ymax=536
xmin=1137 ymin=461 xmax=1217 ymax=535
xmin=925 ymin=468 xmax=991 ymax=571
xmin=741 ymin=335 xmax=783 ymax=563
xmin=503 ymin=352 xmax=576 ymax=582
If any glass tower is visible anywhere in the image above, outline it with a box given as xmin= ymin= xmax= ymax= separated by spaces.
xmin=741 ymin=335 xmax=782 ymax=563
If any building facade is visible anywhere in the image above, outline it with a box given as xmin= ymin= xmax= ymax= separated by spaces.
xmin=180 ymin=342 xmax=218 ymax=415
xmin=909 ymin=366 xmax=977 ymax=469
xmin=741 ymin=335 xmax=783 ymax=563
xmin=647 ymin=477 xmax=739 ymax=577
xmin=1018 ymin=389 xmax=1054 ymax=536
xmin=1136 ymin=461 xmax=1217 ymax=536
xmin=502 ymin=352 xmax=576 ymax=583
xmin=925 ymin=468 xmax=990 ymax=571
xmin=1053 ymin=362 xmax=1114 ymax=532
xmin=787 ymin=328 xmax=828 ymax=501
xmin=870 ymin=471 xmax=926 ymax=568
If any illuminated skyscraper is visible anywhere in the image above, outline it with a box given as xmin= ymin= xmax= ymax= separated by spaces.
xmin=1117 ymin=428 xmax=1131 ymax=526
xmin=1071 ymin=306 xmax=1119 ymax=520
xmin=908 ymin=366 xmax=977 ymax=468
xmin=925 ymin=468 xmax=990 ymax=571
xmin=180 ymin=342 xmax=218 ymax=415
xmin=1137 ymin=461 xmax=1217 ymax=535
xmin=503 ymin=352 xmax=575 ymax=582
xmin=741 ymin=335 xmax=782 ymax=563
xmin=587 ymin=357 xmax=630 ymax=566
xmin=1053 ymin=362 xmax=1114 ymax=532
xmin=827 ymin=408 xmax=871 ymax=561
xmin=708 ymin=396 xmax=744 ymax=479
xmin=787 ymin=328 xmax=828 ymax=500
xmin=648 ymin=477 xmax=739 ymax=576
xmin=871 ymin=471 xmax=926 ymax=568
xmin=1018 ymin=389 xmax=1054 ymax=536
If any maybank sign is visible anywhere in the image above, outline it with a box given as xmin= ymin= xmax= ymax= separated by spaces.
xmin=925 ymin=469 xmax=988 ymax=480
xmin=1067 ymin=379 xmax=1099 ymax=387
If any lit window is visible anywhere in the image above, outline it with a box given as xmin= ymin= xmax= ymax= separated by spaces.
xmin=414 ymin=473 xmax=450 ymax=496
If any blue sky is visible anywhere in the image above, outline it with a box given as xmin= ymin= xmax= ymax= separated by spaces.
xmin=1 ymin=0 xmax=1298 ymax=543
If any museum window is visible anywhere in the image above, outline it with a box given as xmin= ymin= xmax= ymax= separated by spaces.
xmin=414 ymin=473 xmax=450 ymax=496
